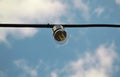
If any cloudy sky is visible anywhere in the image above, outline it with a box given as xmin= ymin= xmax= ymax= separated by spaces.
xmin=0 ymin=0 xmax=120 ymax=77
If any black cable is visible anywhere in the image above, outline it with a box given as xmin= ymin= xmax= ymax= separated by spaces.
xmin=0 ymin=24 xmax=120 ymax=28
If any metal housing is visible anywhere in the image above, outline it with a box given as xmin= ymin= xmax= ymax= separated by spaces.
xmin=52 ymin=25 xmax=67 ymax=41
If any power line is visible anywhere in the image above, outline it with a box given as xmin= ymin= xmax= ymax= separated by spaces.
xmin=0 ymin=24 xmax=120 ymax=28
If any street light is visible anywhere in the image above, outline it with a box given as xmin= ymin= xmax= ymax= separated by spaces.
xmin=0 ymin=24 xmax=119 ymax=42
xmin=52 ymin=25 xmax=67 ymax=41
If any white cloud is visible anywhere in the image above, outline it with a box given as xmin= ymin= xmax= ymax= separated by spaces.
xmin=0 ymin=0 xmax=66 ymax=23
xmin=51 ymin=71 xmax=58 ymax=77
xmin=0 ymin=28 xmax=38 ymax=45
xmin=52 ymin=43 xmax=119 ymax=77
xmin=14 ymin=59 xmax=39 ymax=77
xmin=73 ymin=0 xmax=90 ymax=20
xmin=13 ymin=43 xmax=119 ymax=77
xmin=116 ymin=0 xmax=120 ymax=5
xmin=94 ymin=7 xmax=104 ymax=17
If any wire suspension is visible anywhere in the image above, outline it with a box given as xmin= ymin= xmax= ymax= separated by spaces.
xmin=0 ymin=24 xmax=119 ymax=28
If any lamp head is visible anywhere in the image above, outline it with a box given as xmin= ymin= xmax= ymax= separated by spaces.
xmin=52 ymin=25 xmax=67 ymax=41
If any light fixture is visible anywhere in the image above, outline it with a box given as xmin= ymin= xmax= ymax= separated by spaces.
xmin=0 ymin=24 xmax=119 ymax=42
xmin=52 ymin=25 xmax=67 ymax=41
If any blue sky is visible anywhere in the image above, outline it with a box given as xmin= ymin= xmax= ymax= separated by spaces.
xmin=0 ymin=0 xmax=120 ymax=77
